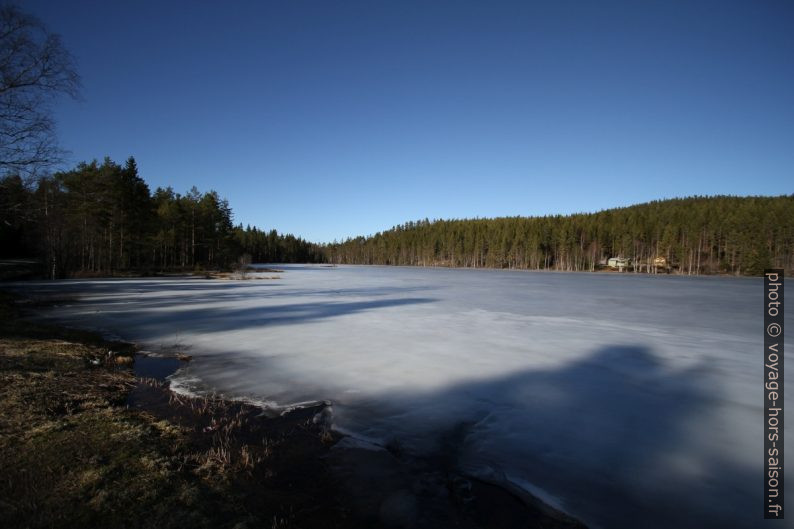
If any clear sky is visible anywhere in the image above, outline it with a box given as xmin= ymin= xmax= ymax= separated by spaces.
xmin=22 ymin=0 xmax=794 ymax=243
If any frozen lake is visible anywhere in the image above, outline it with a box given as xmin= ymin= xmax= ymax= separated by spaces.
xmin=15 ymin=265 xmax=791 ymax=528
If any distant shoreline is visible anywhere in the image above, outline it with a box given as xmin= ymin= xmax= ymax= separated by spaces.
xmin=2 ymin=257 xmax=781 ymax=282
xmin=314 ymin=262 xmax=767 ymax=279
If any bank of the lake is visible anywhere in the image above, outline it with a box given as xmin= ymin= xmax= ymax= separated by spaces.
xmin=0 ymin=289 xmax=586 ymax=529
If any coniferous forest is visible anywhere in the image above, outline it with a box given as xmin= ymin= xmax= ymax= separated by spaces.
xmin=325 ymin=195 xmax=794 ymax=276
xmin=0 ymin=157 xmax=323 ymax=277
xmin=1 ymin=157 xmax=792 ymax=277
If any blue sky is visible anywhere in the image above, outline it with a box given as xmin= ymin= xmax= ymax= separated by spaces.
xmin=23 ymin=0 xmax=794 ymax=242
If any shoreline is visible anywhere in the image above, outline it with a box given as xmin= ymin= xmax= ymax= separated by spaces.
xmin=2 ymin=257 xmax=777 ymax=283
xmin=1 ymin=287 xmax=587 ymax=528
xmin=0 ymin=289 xmax=348 ymax=528
xmin=320 ymin=262 xmax=767 ymax=278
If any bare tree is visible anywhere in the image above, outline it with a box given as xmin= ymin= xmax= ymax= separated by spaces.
xmin=0 ymin=4 xmax=80 ymax=180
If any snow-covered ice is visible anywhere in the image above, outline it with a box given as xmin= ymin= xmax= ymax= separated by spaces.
xmin=15 ymin=265 xmax=791 ymax=528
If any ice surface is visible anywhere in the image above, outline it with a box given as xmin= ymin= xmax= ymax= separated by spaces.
xmin=15 ymin=265 xmax=791 ymax=528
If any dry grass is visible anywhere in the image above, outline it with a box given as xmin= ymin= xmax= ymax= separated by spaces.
xmin=0 ymin=290 xmax=348 ymax=529
xmin=196 ymin=270 xmax=282 ymax=280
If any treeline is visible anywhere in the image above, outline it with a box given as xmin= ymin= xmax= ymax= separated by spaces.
xmin=325 ymin=196 xmax=794 ymax=276
xmin=0 ymin=156 xmax=323 ymax=277
xmin=233 ymin=226 xmax=324 ymax=264
xmin=4 ymin=160 xmax=791 ymax=278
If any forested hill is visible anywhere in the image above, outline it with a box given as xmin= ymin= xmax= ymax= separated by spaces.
xmin=324 ymin=196 xmax=794 ymax=276
xmin=0 ymin=157 xmax=324 ymax=277
xmin=3 ymin=158 xmax=791 ymax=278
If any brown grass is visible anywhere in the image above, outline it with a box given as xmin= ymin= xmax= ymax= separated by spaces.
xmin=0 ymin=290 xmax=348 ymax=529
